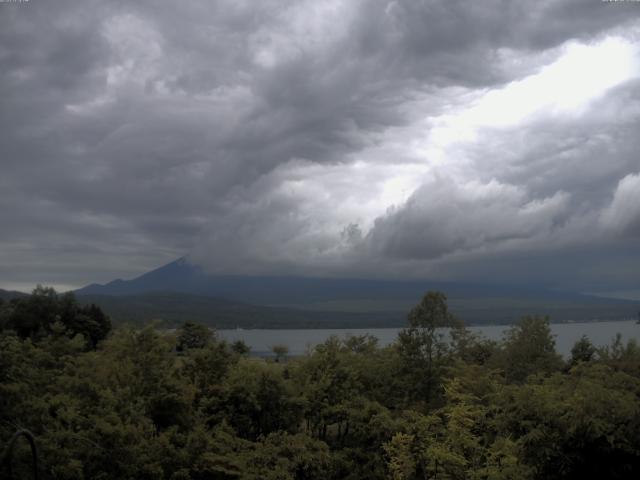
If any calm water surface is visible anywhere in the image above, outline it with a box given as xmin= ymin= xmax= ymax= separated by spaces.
xmin=219 ymin=320 xmax=640 ymax=357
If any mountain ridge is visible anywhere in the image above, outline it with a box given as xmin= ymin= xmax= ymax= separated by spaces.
xmin=76 ymin=257 xmax=631 ymax=305
xmin=72 ymin=258 xmax=640 ymax=327
xmin=0 ymin=288 xmax=29 ymax=301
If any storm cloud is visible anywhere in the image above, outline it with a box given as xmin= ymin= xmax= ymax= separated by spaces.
xmin=1 ymin=0 xmax=639 ymax=294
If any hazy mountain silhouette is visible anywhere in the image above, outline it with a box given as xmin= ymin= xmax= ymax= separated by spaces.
xmin=72 ymin=257 xmax=640 ymax=327
xmin=0 ymin=289 xmax=28 ymax=301
xmin=77 ymin=258 xmax=588 ymax=302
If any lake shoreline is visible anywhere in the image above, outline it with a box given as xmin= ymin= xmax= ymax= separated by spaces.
xmin=217 ymin=319 xmax=640 ymax=358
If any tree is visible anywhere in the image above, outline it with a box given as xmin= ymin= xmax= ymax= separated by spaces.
xmin=241 ymin=432 xmax=331 ymax=480
xmin=450 ymin=327 xmax=499 ymax=366
xmin=7 ymin=285 xmax=59 ymax=339
xmin=397 ymin=291 xmax=460 ymax=406
xmin=101 ymin=326 xmax=194 ymax=430
xmin=231 ymin=339 xmax=251 ymax=355
xmin=597 ymin=334 xmax=640 ymax=377
xmin=272 ymin=344 xmax=289 ymax=363
xmin=295 ymin=336 xmax=361 ymax=442
xmin=500 ymin=315 xmax=563 ymax=383
xmin=66 ymin=302 xmax=112 ymax=348
xmin=570 ymin=335 xmax=596 ymax=366
xmin=343 ymin=334 xmax=379 ymax=354
xmin=181 ymin=339 xmax=238 ymax=409
xmin=384 ymin=433 xmax=418 ymax=480
xmin=209 ymin=359 xmax=303 ymax=440
xmin=495 ymin=363 xmax=640 ymax=479
xmin=177 ymin=321 xmax=213 ymax=351
xmin=2 ymin=287 xmax=110 ymax=348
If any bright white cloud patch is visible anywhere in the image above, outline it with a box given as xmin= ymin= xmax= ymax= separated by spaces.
xmin=251 ymin=0 xmax=356 ymax=68
xmin=601 ymin=173 xmax=640 ymax=236
xmin=430 ymin=36 xmax=639 ymax=147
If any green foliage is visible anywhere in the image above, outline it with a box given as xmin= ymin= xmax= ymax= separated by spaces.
xmin=2 ymin=290 xmax=640 ymax=479
xmin=271 ymin=344 xmax=289 ymax=363
xmin=241 ymin=432 xmax=331 ymax=480
xmin=177 ymin=321 xmax=213 ymax=351
xmin=597 ymin=334 xmax=640 ymax=376
xmin=498 ymin=315 xmax=564 ymax=383
xmin=0 ymin=286 xmax=111 ymax=348
xmin=494 ymin=363 xmax=640 ymax=479
xmin=205 ymin=359 xmax=303 ymax=440
xmin=396 ymin=291 xmax=462 ymax=407
xmin=230 ymin=339 xmax=251 ymax=355
xmin=570 ymin=335 xmax=596 ymax=366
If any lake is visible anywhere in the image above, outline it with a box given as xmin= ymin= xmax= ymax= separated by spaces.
xmin=219 ymin=320 xmax=640 ymax=357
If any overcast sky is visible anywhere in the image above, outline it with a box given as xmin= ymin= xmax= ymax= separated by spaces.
xmin=1 ymin=0 xmax=640 ymax=295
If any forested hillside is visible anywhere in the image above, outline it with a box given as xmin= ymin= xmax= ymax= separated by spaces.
xmin=2 ymin=289 xmax=640 ymax=479
xmin=76 ymin=292 xmax=404 ymax=329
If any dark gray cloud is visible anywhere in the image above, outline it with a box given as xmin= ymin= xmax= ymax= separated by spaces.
xmin=1 ymin=0 xmax=639 ymax=293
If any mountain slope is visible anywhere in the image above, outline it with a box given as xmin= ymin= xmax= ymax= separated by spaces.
xmin=0 ymin=288 xmax=28 ymax=301
xmin=76 ymin=258 xmax=629 ymax=305
xmin=77 ymin=290 xmax=640 ymax=328
xmin=75 ymin=258 xmax=640 ymax=326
